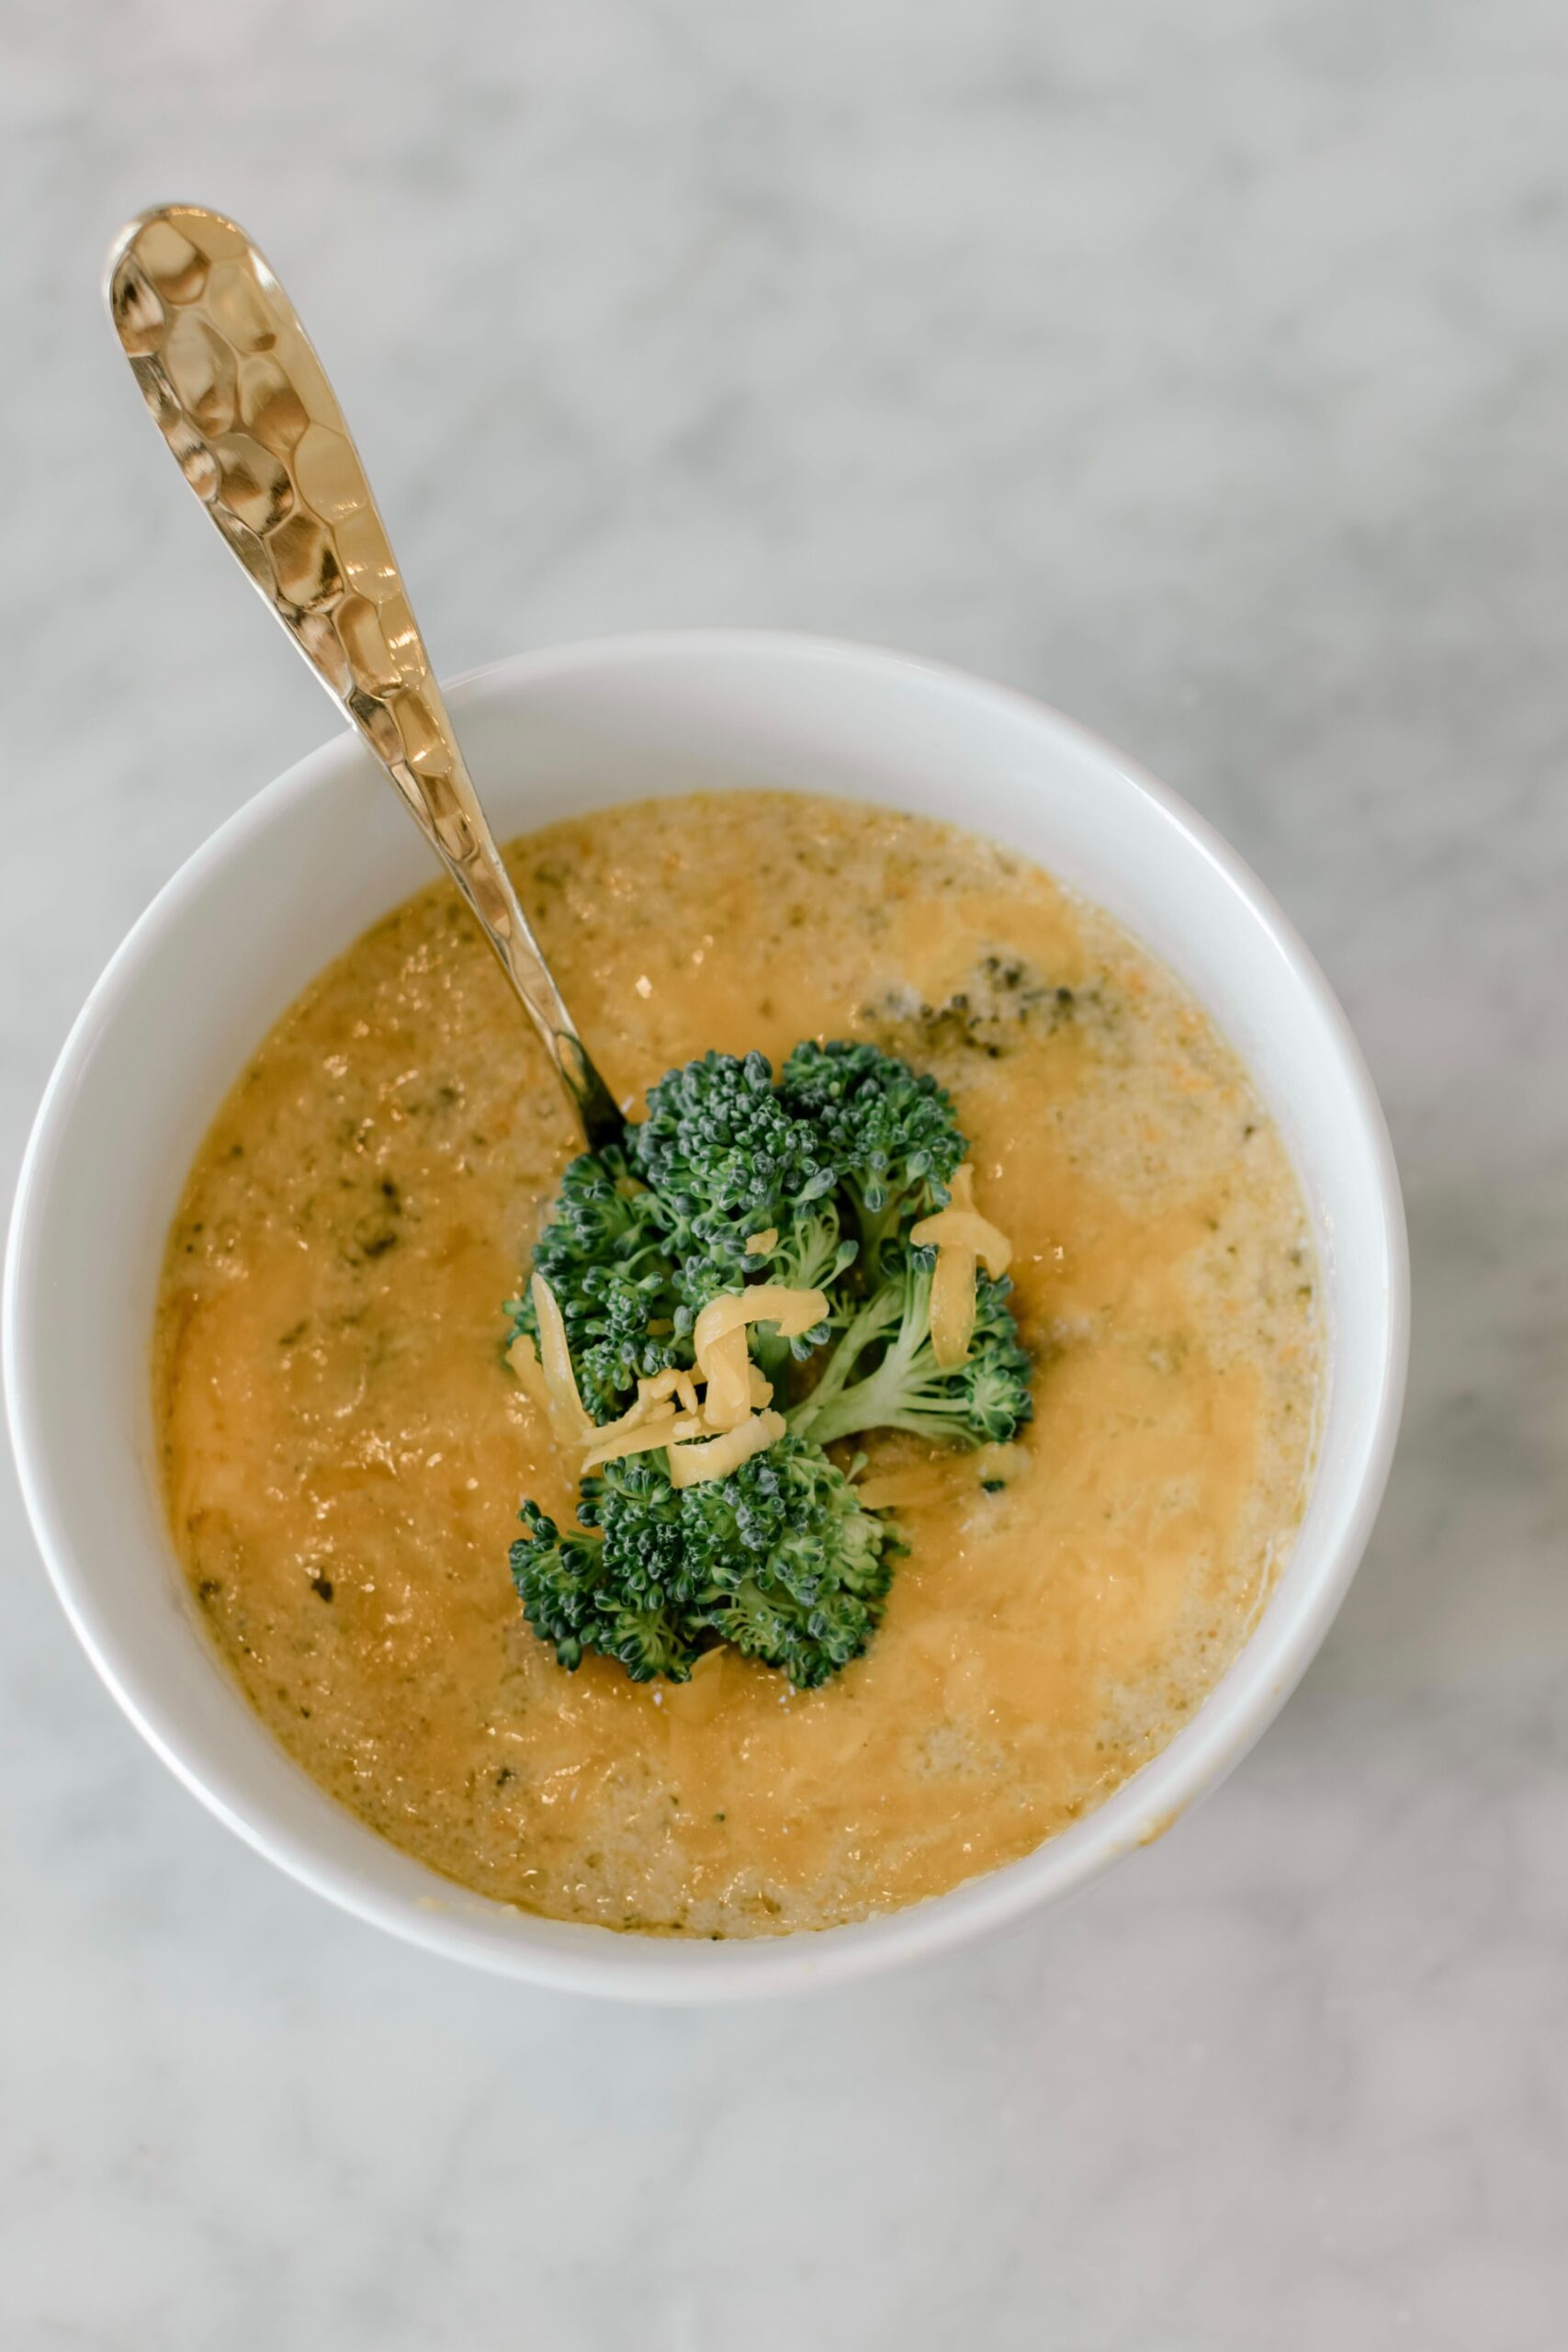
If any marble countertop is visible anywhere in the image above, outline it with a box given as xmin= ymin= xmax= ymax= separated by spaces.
xmin=5 ymin=4 xmax=1565 ymax=2345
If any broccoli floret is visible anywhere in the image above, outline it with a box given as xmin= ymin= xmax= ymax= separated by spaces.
xmin=631 ymin=1048 xmax=839 ymax=1295
xmin=761 ymin=1195 xmax=857 ymax=1304
xmin=780 ymin=1040 xmax=965 ymax=1285
xmin=509 ymin=1437 xmax=900 ymax=1687
xmin=683 ymin=1435 xmax=899 ymax=1685
xmin=507 ymin=1143 xmax=685 ymax=1421
xmin=511 ymin=1489 xmax=695 ymax=1682
xmin=630 ymin=1048 xmax=850 ymax=1356
xmin=790 ymin=1245 xmax=1032 ymax=1451
xmin=631 ymin=1047 xmax=829 ymax=1238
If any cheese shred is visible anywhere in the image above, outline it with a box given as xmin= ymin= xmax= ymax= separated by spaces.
xmin=668 ymin=1408 xmax=787 ymax=1489
xmin=693 ymin=1283 xmax=828 ymax=1358
xmin=580 ymin=1410 xmax=679 ymax=1473
xmin=700 ymin=1326 xmax=753 ymax=1431
xmin=505 ymin=1331 xmax=551 ymax=1414
xmin=929 ymin=1246 xmax=978 ymax=1368
xmin=512 ymin=1288 xmax=597 ymax=1448
xmin=909 ymin=1205 xmax=1012 ymax=1276
xmin=912 ymin=1165 xmax=1016 ymax=1371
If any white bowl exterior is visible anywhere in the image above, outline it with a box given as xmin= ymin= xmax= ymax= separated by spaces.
xmin=5 ymin=634 xmax=1407 ymax=2000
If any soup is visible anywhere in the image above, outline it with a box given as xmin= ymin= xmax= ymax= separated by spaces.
xmin=154 ymin=793 xmax=1319 ymax=1935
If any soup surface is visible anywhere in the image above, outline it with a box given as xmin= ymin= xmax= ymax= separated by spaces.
xmin=156 ymin=793 xmax=1319 ymax=1935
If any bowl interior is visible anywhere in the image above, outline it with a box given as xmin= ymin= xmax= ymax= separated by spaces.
xmin=6 ymin=634 xmax=1405 ymax=1999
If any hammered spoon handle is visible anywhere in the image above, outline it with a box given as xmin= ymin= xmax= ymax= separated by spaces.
xmin=105 ymin=201 xmax=622 ymax=1152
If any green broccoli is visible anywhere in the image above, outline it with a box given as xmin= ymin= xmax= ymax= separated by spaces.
xmin=510 ymin=1436 xmax=900 ymax=1688
xmin=629 ymin=1047 xmax=853 ymax=1390
xmin=505 ymin=1038 xmax=1032 ymax=1689
xmin=754 ymin=1195 xmax=857 ymax=1308
xmin=631 ymin=1048 xmax=843 ymax=1314
xmin=780 ymin=1039 xmax=965 ymax=1285
xmin=512 ymin=1467 xmax=694 ymax=1682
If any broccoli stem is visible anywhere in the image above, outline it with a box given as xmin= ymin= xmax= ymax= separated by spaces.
xmin=788 ymin=1285 xmax=904 ymax=1442
xmin=753 ymin=1325 xmax=793 ymax=1405
xmin=844 ymin=1181 xmax=903 ymax=1291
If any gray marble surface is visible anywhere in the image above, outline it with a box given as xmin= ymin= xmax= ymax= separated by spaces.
xmin=5 ymin=4 xmax=1566 ymax=2345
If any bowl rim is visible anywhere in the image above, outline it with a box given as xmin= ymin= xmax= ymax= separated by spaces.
xmin=4 ymin=628 xmax=1409 ymax=2000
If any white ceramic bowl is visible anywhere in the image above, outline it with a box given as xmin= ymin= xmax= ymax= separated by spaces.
xmin=5 ymin=632 xmax=1406 ymax=2001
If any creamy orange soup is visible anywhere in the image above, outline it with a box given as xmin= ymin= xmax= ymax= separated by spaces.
xmin=155 ymin=794 xmax=1319 ymax=1935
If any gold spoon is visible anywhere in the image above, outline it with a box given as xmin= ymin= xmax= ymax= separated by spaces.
xmin=104 ymin=201 xmax=623 ymax=1153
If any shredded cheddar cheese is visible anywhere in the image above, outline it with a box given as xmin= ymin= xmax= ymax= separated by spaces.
xmin=667 ymin=1408 xmax=788 ymax=1488
xmin=912 ymin=1164 xmax=1015 ymax=1370
xmin=580 ymin=1410 xmax=679 ymax=1472
xmin=692 ymin=1283 xmax=829 ymax=1357
xmin=505 ymin=1330 xmax=551 ymax=1413
xmin=929 ymin=1245 xmax=977 ymax=1367
xmin=700 ymin=1326 xmax=753 ymax=1431
xmin=690 ymin=1282 xmax=824 ymax=1444
xmin=634 ymin=1368 xmax=701 ymax=1418
xmin=908 ymin=1206 xmax=1012 ymax=1276
xmin=515 ymin=1281 xmax=597 ymax=1447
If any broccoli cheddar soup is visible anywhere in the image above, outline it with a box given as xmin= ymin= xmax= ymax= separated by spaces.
xmin=155 ymin=793 xmax=1320 ymax=1935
